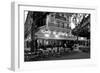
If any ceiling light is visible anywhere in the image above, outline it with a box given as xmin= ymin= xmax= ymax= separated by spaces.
xmin=44 ymin=34 xmax=49 ymax=37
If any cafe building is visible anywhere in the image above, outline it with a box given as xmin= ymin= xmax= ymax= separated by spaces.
xmin=24 ymin=12 xmax=90 ymax=61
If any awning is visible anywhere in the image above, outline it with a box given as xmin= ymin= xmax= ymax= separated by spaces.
xmin=35 ymin=26 xmax=77 ymax=40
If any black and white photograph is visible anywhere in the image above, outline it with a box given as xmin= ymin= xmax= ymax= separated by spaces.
xmin=24 ymin=11 xmax=90 ymax=62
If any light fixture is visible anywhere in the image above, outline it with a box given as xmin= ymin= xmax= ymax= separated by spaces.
xmin=41 ymin=29 xmax=51 ymax=34
xmin=62 ymin=32 xmax=66 ymax=36
xmin=78 ymin=37 xmax=86 ymax=40
xmin=53 ymin=31 xmax=56 ymax=35
xmin=65 ymin=33 xmax=68 ymax=36
xmin=41 ymin=29 xmax=45 ymax=33
xmin=55 ymin=34 xmax=59 ymax=38
xmin=44 ymin=34 xmax=50 ymax=37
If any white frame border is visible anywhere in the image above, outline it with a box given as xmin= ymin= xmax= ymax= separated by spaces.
xmin=11 ymin=2 xmax=97 ymax=71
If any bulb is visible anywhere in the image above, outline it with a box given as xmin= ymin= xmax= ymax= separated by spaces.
xmin=55 ymin=35 xmax=59 ymax=38
xmin=44 ymin=34 xmax=49 ymax=37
